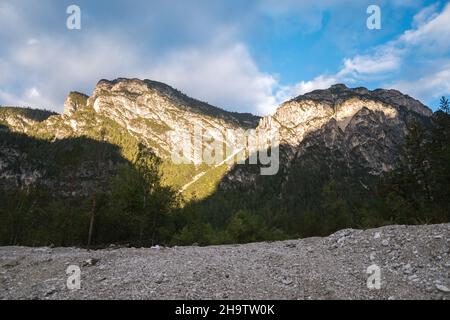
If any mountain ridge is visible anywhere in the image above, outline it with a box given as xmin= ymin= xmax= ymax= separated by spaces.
xmin=220 ymin=82 xmax=432 ymax=194
xmin=1 ymin=223 xmax=448 ymax=299
xmin=288 ymin=83 xmax=432 ymax=117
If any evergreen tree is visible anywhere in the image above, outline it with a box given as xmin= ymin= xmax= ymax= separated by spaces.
xmin=379 ymin=99 xmax=450 ymax=224
xmin=321 ymin=180 xmax=352 ymax=234
xmin=439 ymin=96 xmax=450 ymax=114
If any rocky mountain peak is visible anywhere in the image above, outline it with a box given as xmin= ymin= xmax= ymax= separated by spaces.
xmin=224 ymin=84 xmax=435 ymax=190
xmin=89 ymin=78 xmax=260 ymax=128
xmin=330 ymin=83 xmax=349 ymax=90
xmin=95 ymin=78 xmax=168 ymax=96
xmin=288 ymin=84 xmax=432 ymax=117
xmin=0 ymin=80 xmax=437 ymax=199
xmin=260 ymin=84 xmax=432 ymax=136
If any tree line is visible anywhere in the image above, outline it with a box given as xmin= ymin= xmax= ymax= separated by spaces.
xmin=0 ymin=98 xmax=449 ymax=247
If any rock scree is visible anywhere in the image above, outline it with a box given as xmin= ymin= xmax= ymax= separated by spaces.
xmin=0 ymin=223 xmax=448 ymax=300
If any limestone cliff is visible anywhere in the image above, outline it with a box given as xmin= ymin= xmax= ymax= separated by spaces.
xmin=0 ymin=80 xmax=434 ymax=199
xmin=221 ymin=84 xmax=432 ymax=190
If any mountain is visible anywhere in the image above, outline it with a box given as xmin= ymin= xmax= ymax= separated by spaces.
xmin=87 ymin=78 xmax=259 ymax=158
xmin=2 ymin=78 xmax=446 ymax=247
xmin=1 ymin=79 xmax=261 ymax=199
xmin=221 ymin=84 xmax=433 ymax=190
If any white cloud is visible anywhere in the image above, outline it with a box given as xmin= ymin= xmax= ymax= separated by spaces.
xmin=339 ymin=48 xmax=402 ymax=77
xmin=0 ymin=32 xmax=147 ymax=109
xmin=269 ymin=47 xmax=403 ymax=112
xmin=25 ymin=87 xmax=40 ymax=99
xmin=392 ymin=63 xmax=450 ymax=102
xmin=0 ymin=86 xmax=50 ymax=109
xmin=1 ymin=0 xmax=449 ymax=116
xmin=1 ymin=28 xmax=279 ymax=115
xmin=0 ymin=1 xmax=280 ymax=115
xmin=150 ymin=2 xmax=450 ymax=115
xmin=0 ymin=2 xmax=19 ymax=30
xmin=147 ymin=42 xmax=278 ymax=115
xmin=274 ymin=75 xmax=338 ymax=104
xmin=26 ymin=38 xmax=40 ymax=46
xmin=400 ymin=3 xmax=450 ymax=49
xmin=412 ymin=3 xmax=439 ymax=28
xmin=0 ymin=90 xmax=24 ymax=107
xmin=0 ymin=59 xmax=12 ymax=83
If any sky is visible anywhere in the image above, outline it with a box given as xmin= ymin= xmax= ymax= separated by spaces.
xmin=0 ymin=0 xmax=449 ymax=115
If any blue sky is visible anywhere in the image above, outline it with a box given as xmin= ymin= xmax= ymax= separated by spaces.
xmin=0 ymin=0 xmax=449 ymax=115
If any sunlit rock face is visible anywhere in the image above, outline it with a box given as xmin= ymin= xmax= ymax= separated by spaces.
xmin=0 ymin=79 xmax=261 ymax=196
xmin=221 ymin=84 xmax=433 ymax=189
xmin=63 ymin=92 xmax=89 ymax=117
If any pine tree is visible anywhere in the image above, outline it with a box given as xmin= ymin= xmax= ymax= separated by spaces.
xmin=439 ymin=96 xmax=450 ymax=114
xmin=379 ymin=99 xmax=450 ymax=225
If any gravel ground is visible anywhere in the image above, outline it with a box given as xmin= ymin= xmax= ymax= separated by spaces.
xmin=0 ymin=224 xmax=449 ymax=300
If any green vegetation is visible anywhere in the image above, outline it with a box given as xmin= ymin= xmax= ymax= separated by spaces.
xmin=160 ymin=162 xmax=199 ymax=190
xmin=0 ymin=138 xmax=179 ymax=247
xmin=182 ymin=164 xmax=230 ymax=201
xmin=67 ymin=92 xmax=88 ymax=108
xmin=180 ymin=98 xmax=450 ymax=241
xmin=93 ymin=147 xmax=179 ymax=246
xmin=130 ymin=118 xmax=171 ymax=135
xmin=0 ymin=106 xmax=57 ymax=122
xmin=373 ymin=97 xmax=450 ymax=225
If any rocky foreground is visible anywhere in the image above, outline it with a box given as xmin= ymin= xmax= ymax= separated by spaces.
xmin=0 ymin=224 xmax=449 ymax=300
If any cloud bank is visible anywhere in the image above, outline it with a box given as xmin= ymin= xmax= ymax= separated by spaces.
xmin=0 ymin=0 xmax=449 ymax=115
